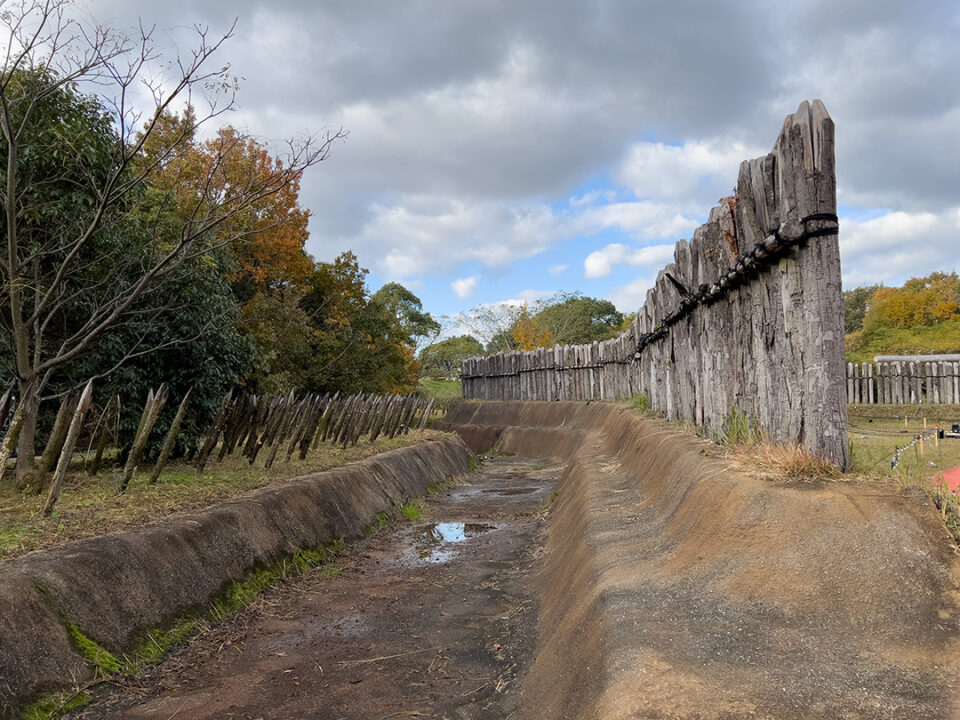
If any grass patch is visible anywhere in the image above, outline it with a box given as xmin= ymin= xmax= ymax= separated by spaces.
xmin=719 ymin=408 xmax=765 ymax=447
xmin=847 ymin=408 xmax=960 ymax=487
xmin=498 ymin=451 xmax=515 ymax=457
xmin=418 ymin=378 xmax=462 ymax=400
xmin=399 ymin=500 xmax=422 ymax=521
xmin=629 ymin=393 xmax=650 ymax=412
xmin=365 ymin=511 xmax=390 ymax=535
xmin=530 ymin=463 xmax=548 ymax=471
xmin=427 ymin=474 xmax=467 ymax=496
xmin=0 ymin=429 xmax=450 ymax=561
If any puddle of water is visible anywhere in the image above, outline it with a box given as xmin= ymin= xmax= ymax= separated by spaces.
xmin=481 ymin=487 xmax=536 ymax=496
xmin=416 ymin=522 xmax=495 ymax=563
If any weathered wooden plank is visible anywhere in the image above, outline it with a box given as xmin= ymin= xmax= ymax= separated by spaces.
xmin=120 ymin=385 xmax=169 ymax=491
xmin=149 ymin=390 xmax=192 ymax=483
xmin=43 ymin=380 xmax=94 ymax=515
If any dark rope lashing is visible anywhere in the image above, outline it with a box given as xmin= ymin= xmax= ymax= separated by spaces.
xmin=632 ymin=212 xmax=839 ymax=361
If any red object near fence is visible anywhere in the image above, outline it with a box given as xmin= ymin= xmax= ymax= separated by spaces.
xmin=936 ymin=466 xmax=960 ymax=494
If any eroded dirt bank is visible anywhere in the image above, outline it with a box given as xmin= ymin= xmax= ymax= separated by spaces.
xmin=72 ymin=456 xmax=558 ymax=719
xmin=0 ymin=439 xmax=471 ymax=716
xmin=443 ymin=401 xmax=960 ymax=720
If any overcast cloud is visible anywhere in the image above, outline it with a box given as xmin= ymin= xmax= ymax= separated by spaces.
xmin=87 ymin=0 xmax=960 ymax=316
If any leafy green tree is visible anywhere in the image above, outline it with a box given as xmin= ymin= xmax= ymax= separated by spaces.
xmin=299 ymin=253 xmax=429 ymax=394
xmin=455 ymin=292 xmax=623 ymax=355
xmin=0 ymin=3 xmax=338 ymax=482
xmin=372 ymin=282 xmax=441 ymax=348
xmin=843 ymin=285 xmax=880 ymax=334
xmin=73 ymin=254 xmax=254 ymax=455
xmin=534 ymin=293 xmax=623 ymax=344
xmin=420 ymin=335 xmax=484 ymax=378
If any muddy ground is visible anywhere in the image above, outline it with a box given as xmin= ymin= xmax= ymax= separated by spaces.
xmin=72 ymin=455 xmax=557 ymax=720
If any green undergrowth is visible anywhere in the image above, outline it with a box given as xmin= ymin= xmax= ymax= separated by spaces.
xmin=719 ymin=407 xmax=766 ymax=446
xmin=364 ymin=511 xmax=390 ymax=535
xmin=399 ymin=500 xmax=422 ymax=520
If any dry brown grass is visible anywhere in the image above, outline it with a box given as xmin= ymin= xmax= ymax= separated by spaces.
xmin=0 ymin=429 xmax=450 ymax=560
xmin=726 ymin=441 xmax=843 ymax=482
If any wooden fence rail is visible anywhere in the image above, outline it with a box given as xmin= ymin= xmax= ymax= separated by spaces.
xmin=847 ymin=361 xmax=960 ymax=405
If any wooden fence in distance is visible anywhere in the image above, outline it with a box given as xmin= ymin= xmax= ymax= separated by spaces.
xmin=847 ymin=362 xmax=960 ymax=404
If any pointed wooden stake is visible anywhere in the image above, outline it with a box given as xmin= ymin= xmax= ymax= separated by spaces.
xmin=43 ymin=380 xmax=94 ymax=516
xmin=149 ymin=389 xmax=192 ymax=484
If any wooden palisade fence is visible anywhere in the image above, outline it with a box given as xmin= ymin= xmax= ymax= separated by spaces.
xmin=463 ymin=100 xmax=850 ymax=468
xmin=1 ymin=383 xmax=443 ymax=516
xmin=847 ymin=361 xmax=960 ymax=405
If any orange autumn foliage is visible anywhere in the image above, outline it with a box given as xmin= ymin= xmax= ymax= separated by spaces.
xmin=144 ymin=113 xmax=312 ymax=293
xmin=864 ymin=272 xmax=960 ymax=331
xmin=512 ymin=303 xmax=554 ymax=350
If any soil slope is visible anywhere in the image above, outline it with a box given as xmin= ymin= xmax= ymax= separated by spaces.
xmin=443 ymin=401 xmax=960 ymax=720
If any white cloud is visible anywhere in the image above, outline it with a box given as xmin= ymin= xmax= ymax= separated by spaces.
xmin=482 ymin=289 xmax=556 ymax=309
xmin=351 ymin=196 xmax=560 ymax=278
xmin=616 ymin=139 xmax=765 ymax=209
xmin=572 ymin=202 xmax=699 ymax=239
xmin=584 ymin=243 xmax=676 ymax=280
xmin=451 ymin=275 xmax=479 ymax=299
xmin=607 ymin=277 xmax=653 ymax=313
xmin=569 ymin=189 xmax=616 ymax=207
xmin=343 ymin=194 xmax=696 ymax=279
xmin=839 ymin=208 xmax=960 ymax=287
xmin=549 ymin=264 xmax=568 ymax=276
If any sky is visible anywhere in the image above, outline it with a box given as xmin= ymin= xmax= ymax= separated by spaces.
xmin=85 ymin=0 xmax=960 ymax=326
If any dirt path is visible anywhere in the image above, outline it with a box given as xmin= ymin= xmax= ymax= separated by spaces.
xmin=72 ymin=456 xmax=557 ymax=720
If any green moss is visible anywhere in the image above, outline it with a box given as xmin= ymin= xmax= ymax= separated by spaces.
xmin=135 ymin=619 xmax=200 ymax=665
xmin=133 ymin=537 xmax=346 ymax=666
xmin=66 ymin=623 xmax=123 ymax=674
xmin=498 ymin=451 xmax=515 ymax=457
xmin=21 ymin=690 xmax=90 ymax=720
xmin=23 ymin=535 xmax=348 ymax=717
xmin=399 ymin=500 xmax=422 ymax=520
xmin=467 ymin=456 xmax=478 ymax=472
xmin=531 ymin=464 xmax=548 ymax=471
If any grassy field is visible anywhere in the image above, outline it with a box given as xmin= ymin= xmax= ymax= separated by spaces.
xmin=0 ymin=429 xmax=447 ymax=560
xmin=847 ymin=404 xmax=960 ymax=488
xmin=418 ymin=378 xmax=462 ymax=399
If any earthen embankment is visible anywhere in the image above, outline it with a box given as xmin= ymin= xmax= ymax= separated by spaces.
xmin=0 ymin=437 xmax=471 ymax=716
xmin=442 ymin=401 xmax=960 ymax=719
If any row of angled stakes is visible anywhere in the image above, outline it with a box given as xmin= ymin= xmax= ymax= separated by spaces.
xmin=195 ymin=391 xmax=439 ymax=474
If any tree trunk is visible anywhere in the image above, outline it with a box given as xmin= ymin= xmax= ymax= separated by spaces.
xmin=13 ymin=376 xmax=39 ymax=486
